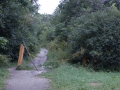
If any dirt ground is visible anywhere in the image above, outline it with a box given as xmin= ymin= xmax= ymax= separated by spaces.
xmin=5 ymin=48 xmax=50 ymax=90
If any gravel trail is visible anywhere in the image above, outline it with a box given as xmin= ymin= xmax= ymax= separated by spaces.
xmin=5 ymin=48 xmax=50 ymax=90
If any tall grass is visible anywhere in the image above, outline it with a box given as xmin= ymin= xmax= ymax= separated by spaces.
xmin=16 ymin=59 xmax=33 ymax=70
xmin=42 ymin=64 xmax=120 ymax=90
xmin=0 ymin=68 xmax=8 ymax=90
xmin=44 ymin=48 xmax=70 ymax=68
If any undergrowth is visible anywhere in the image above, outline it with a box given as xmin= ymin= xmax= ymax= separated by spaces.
xmin=42 ymin=64 xmax=120 ymax=90
xmin=16 ymin=58 xmax=34 ymax=70
xmin=44 ymin=47 xmax=70 ymax=68
xmin=0 ymin=68 xmax=8 ymax=90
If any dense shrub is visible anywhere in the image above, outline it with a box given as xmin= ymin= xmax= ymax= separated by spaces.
xmin=0 ymin=54 xmax=10 ymax=67
xmin=68 ymin=6 xmax=120 ymax=70
xmin=0 ymin=37 xmax=10 ymax=67
xmin=0 ymin=0 xmax=40 ymax=61
xmin=0 ymin=37 xmax=7 ymax=51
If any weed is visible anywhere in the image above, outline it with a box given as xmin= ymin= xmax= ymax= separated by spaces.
xmin=42 ymin=64 xmax=120 ymax=90
xmin=0 ymin=68 xmax=8 ymax=90
xmin=16 ymin=59 xmax=33 ymax=70
xmin=44 ymin=48 xmax=70 ymax=68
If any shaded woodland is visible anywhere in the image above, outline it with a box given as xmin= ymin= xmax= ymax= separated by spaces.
xmin=1 ymin=0 xmax=120 ymax=71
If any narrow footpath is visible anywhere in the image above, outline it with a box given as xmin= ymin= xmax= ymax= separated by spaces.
xmin=5 ymin=48 xmax=50 ymax=90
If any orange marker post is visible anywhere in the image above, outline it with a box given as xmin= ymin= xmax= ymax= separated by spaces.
xmin=17 ymin=44 xmax=24 ymax=66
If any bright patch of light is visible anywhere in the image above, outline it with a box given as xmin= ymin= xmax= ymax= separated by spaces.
xmin=37 ymin=0 xmax=61 ymax=14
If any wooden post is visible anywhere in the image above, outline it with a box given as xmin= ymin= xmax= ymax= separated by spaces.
xmin=82 ymin=55 xmax=87 ymax=67
xmin=17 ymin=44 xmax=24 ymax=66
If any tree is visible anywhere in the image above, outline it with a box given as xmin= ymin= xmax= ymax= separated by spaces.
xmin=50 ymin=0 xmax=120 ymax=70
xmin=52 ymin=0 xmax=106 ymax=41
xmin=68 ymin=5 xmax=120 ymax=70
xmin=0 ymin=0 xmax=40 ymax=61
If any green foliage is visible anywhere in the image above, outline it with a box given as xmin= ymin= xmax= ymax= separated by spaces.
xmin=0 ymin=68 xmax=8 ymax=90
xmin=42 ymin=64 xmax=120 ymax=90
xmin=104 ymin=0 xmax=120 ymax=10
xmin=37 ymin=14 xmax=55 ymax=47
xmin=48 ymin=0 xmax=120 ymax=71
xmin=0 ymin=54 xmax=11 ymax=67
xmin=38 ymin=25 xmax=55 ymax=46
xmin=52 ymin=0 xmax=106 ymax=41
xmin=15 ymin=56 xmax=33 ymax=70
xmin=68 ymin=6 xmax=120 ymax=70
xmin=55 ymin=0 xmax=93 ymax=24
xmin=0 ymin=0 xmax=40 ymax=61
xmin=0 ymin=37 xmax=7 ymax=50
xmin=44 ymin=40 xmax=70 ymax=68
xmin=16 ymin=60 xmax=33 ymax=70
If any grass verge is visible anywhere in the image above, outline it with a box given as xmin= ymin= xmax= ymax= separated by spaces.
xmin=42 ymin=64 xmax=120 ymax=90
xmin=16 ymin=59 xmax=34 ymax=70
xmin=0 ymin=68 xmax=9 ymax=90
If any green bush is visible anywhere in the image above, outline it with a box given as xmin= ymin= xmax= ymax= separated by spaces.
xmin=68 ymin=6 xmax=120 ymax=70
xmin=0 ymin=54 xmax=10 ymax=67
xmin=0 ymin=37 xmax=7 ymax=47
xmin=44 ymin=40 xmax=70 ymax=68
xmin=0 ymin=0 xmax=40 ymax=62
xmin=0 ymin=68 xmax=9 ymax=90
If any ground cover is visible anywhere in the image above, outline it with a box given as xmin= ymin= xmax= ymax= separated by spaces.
xmin=0 ymin=68 xmax=8 ymax=90
xmin=42 ymin=64 xmax=120 ymax=90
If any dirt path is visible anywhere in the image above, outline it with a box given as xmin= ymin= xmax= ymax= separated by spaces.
xmin=5 ymin=48 xmax=50 ymax=90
